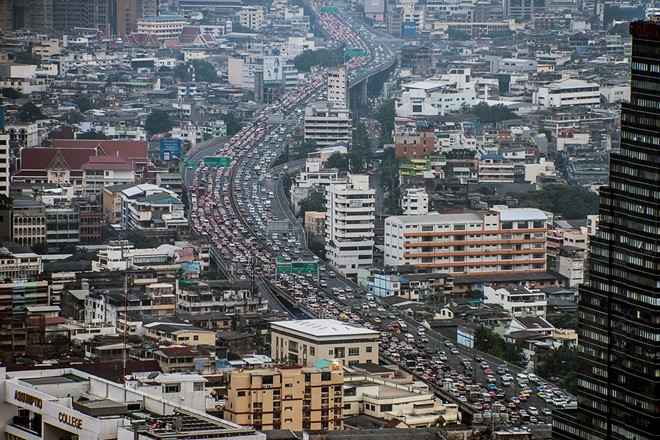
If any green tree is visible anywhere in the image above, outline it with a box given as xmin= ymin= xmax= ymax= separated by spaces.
xmin=447 ymin=28 xmax=471 ymax=41
xmin=74 ymin=96 xmax=94 ymax=112
xmin=173 ymin=60 xmax=219 ymax=83
xmin=14 ymin=52 xmax=41 ymax=65
xmin=374 ymin=99 xmax=396 ymax=144
xmin=298 ymin=197 xmax=324 ymax=217
xmin=77 ymin=130 xmax=109 ymax=140
xmin=281 ymin=172 xmax=294 ymax=199
xmin=31 ymin=242 xmax=48 ymax=254
xmin=293 ymin=140 xmax=318 ymax=160
xmin=1 ymin=88 xmax=22 ymax=99
xmin=145 ymin=110 xmax=173 ymax=135
xmin=548 ymin=311 xmax=578 ymax=330
xmin=127 ymin=231 xmax=157 ymax=249
xmin=293 ymin=48 xmax=343 ymax=72
xmin=517 ymin=184 xmax=599 ymax=219
xmin=474 ymin=326 xmax=527 ymax=367
xmin=536 ymin=346 xmax=578 ymax=384
xmin=60 ymin=111 xmax=84 ymax=124
xmin=465 ymin=102 xmax=517 ymax=124
xmin=18 ymin=101 xmax=44 ymax=122
xmin=221 ymin=112 xmax=243 ymax=136
xmin=325 ymin=152 xmax=349 ymax=170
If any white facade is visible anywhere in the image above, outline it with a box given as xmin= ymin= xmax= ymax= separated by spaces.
xmin=401 ymin=187 xmax=429 ymax=215
xmin=237 ymin=6 xmax=264 ymax=31
xmin=270 ymin=319 xmax=379 ymax=366
xmin=303 ymin=101 xmax=352 ymax=147
xmin=325 ymin=174 xmax=375 ymax=277
xmin=384 ymin=208 xmax=548 ymax=276
xmin=0 ymin=367 xmax=264 ymax=440
xmin=136 ymin=15 xmax=186 ymax=40
xmin=483 ymin=285 xmax=547 ymax=318
xmin=534 ymin=79 xmax=601 ymax=109
xmin=327 ymin=65 xmax=348 ymax=108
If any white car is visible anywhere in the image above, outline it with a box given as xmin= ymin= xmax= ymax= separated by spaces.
xmin=528 ymin=407 xmax=539 ymax=416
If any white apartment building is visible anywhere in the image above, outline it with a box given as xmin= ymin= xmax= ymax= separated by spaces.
xmin=92 ymin=241 xmax=179 ymax=272
xmin=136 ymin=15 xmax=186 ymax=40
xmin=483 ymin=285 xmax=547 ymax=318
xmin=270 ymin=319 xmax=379 ymax=366
xmin=0 ymin=133 xmax=9 ymax=196
xmin=237 ymin=6 xmax=264 ymax=31
xmin=304 ymin=101 xmax=352 ymax=147
xmin=384 ymin=208 xmax=548 ymax=276
xmin=325 ymin=174 xmax=375 ymax=277
xmin=290 ymin=158 xmax=345 ymax=214
xmin=401 ymin=187 xmax=429 ymax=215
xmin=478 ymin=154 xmax=515 ymax=183
xmin=533 ymin=78 xmax=601 ymax=109
xmin=327 ymin=65 xmax=349 ymax=108
xmin=397 ymin=69 xmax=477 ymax=117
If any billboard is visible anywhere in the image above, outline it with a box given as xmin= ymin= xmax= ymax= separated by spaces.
xmin=364 ymin=0 xmax=385 ymax=14
xmin=181 ymin=261 xmax=201 ymax=274
xmin=263 ymin=56 xmax=283 ymax=83
xmin=457 ymin=325 xmax=475 ymax=349
xmin=160 ymin=139 xmax=182 ymax=161
xmin=402 ymin=21 xmax=417 ymax=38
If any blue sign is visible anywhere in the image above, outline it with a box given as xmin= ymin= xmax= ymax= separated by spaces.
xmin=402 ymin=21 xmax=417 ymax=38
xmin=181 ymin=261 xmax=201 ymax=274
xmin=160 ymin=139 xmax=182 ymax=161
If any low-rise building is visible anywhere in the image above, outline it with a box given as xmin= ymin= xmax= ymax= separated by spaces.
xmin=271 ymin=319 xmax=379 ymax=366
xmin=534 ymin=78 xmax=601 ymax=109
xmin=304 ymin=102 xmax=352 ymax=147
xmin=483 ymin=285 xmax=547 ymax=318
xmin=137 ymin=15 xmax=186 ymax=40
xmin=401 ymin=187 xmax=429 ymax=215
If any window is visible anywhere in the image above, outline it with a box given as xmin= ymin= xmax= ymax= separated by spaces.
xmin=366 ymin=346 xmax=372 ymax=353
xmin=164 ymin=384 xmax=180 ymax=393
xmin=348 ymin=347 xmax=360 ymax=356
xmin=380 ymin=404 xmax=393 ymax=412
xmin=194 ymin=382 xmax=204 ymax=391
xmin=310 ymin=347 xmax=315 ymax=356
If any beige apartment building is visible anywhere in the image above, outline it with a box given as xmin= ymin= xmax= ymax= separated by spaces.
xmin=225 ymin=361 xmax=344 ymax=431
xmin=271 ymin=319 xmax=379 ymax=367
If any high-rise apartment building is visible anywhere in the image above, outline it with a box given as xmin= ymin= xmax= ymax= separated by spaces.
xmin=325 ymin=174 xmax=375 ymax=277
xmin=327 ymin=66 xmax=348 ymax=108
xmin=303 ymin=102 xmax=352 ymax=147
xmin=0 ymin=133 xmax=9 ymax=197
xmin=552 ymin=19 xmax=660 ymax=440
xmin=224 ymin=361 xmax=344 ymax=431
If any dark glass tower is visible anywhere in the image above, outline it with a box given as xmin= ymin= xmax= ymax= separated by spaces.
xmin=552 ymin=19 xmax=660 ymax=440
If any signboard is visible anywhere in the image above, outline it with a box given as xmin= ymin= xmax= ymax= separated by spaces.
xmin=160 ymin=139 xmax=182 ymax=161
xmin=349 ymin=200 xmax=363 ymax=208
xmin=269 ymin=220 xmax=291 ymax=233
xmin=402 ymin=21 xmax=417 ymax=38
xmin=183 ymin=161 xmax=201 ymax=168
xmin=264 ymin=56 xmax=283 ymax=83
xmin=457 ymin=325 xmax=475 ymax=349
xmin=276 ymin=261 xmax=318 ymax=275
xmin=181 ymin=261 xmax=201 ymax=274
xmin=204 ymin=156 xmax=231 ymax=167
xmin=344 ymin=48 xmax=367 ymax=58
xmin=319 ymin=6 xmax=338 ymax=13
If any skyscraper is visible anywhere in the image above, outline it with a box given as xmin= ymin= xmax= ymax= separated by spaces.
xmin=552 ymin=19 xmax=660 ymax=440
xmin=327 ymin=66 xmax=349 ymax=109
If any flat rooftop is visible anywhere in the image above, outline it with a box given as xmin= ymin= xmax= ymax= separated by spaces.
xmin=271 ymin=319 xmax=379 ymax=338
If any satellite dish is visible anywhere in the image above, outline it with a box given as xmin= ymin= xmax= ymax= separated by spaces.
xmin=147 ymin=372 xmax=159 ymax=379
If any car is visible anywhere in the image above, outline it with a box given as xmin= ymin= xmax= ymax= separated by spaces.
xmin=387 ymin=325 xmax=394 ymax=331
xmin=450 ymin=348 xmax=460 ymax=355
xmin=328 ymin=271 xmax=337 ymax=278
xmin=542 ymin=408 xmax=552 ymax=416
xmin=374 ymin=317 xmax=382 ymax=323
xmin=528 ymin=407 xmax=539 ymax=416
xmin=484 ymin=369 xmax=494 ymax=375
xmin=518 ymin=395 xmax=528 ymax=402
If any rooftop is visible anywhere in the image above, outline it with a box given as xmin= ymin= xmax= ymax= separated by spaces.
xmin=271 ymin=319 xmax=379 ymax=338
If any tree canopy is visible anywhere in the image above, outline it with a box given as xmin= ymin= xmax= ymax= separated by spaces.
xmin=127 ymin=231 xmax=158 ymax=249
xmin=516 ymin=184 xmax=599 ymax=219
xmin=465 ymin=102 xmax=517 ymax=124
xmin=349 ymin=123 xmax=372 ymax=173
xmin=145 ymin=110 xmax=173 ymax=135
xmin=298 ymin=197 xmax=324 ymax=217
xmin=325 ymin=152 xmax=349 ymax=171
xmin=18 ymin=101 xmax=44 ymax=122
xmin=77 ymin=130 xmax=109 ymax=140
xmin=60 ymin=111 xmax=84 ymax=124
xmin=14 ymin=52 xmax=41 ymax=65
xmin=293 ymin=48 xmax=343 ymax=72
xmin=374 ymin=99 xmax=396 ymax=144
xmin=2 ymin=87 xmax=22 ymax=99
xmin=221 ymin=112 xmax=243 ymax=136
xmin=74 ymin=96 xmax=94 ymax=112
xmin=173 ymin=60 xmax=219 ymax=83
xmin=293 ymin=140 xmax=318 ymax=160
xmin=474 ymin=326 xmax=527 ymax=367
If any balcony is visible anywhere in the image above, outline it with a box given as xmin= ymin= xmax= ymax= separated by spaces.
xmin=321 ymin=392 xmax=330 ymax=398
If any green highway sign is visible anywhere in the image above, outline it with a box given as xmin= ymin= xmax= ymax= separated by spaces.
xmin=320 ymin=6 xmax=338 ymax=13
xmin=183 ymin=161 xmax=201 ymax=168
xmin=344 ymin=48 xmax=367 ymax=58
xmin=292 ymin=261 xmax=318 ymax=274
xmin=204 ymin=156 xmax=231 ymax=167
xmin=276 ymin=261 xmax=318 ymax=275
xmin=276 ymin=263 xmax=292 ymax=274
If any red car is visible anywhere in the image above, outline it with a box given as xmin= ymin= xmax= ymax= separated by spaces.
xmin=484 ymin=369 xmax=494 ymax=375
xmin=518 ymin=395 xmax=528 ymax=402
xmin=387 ymin=325 xmax=394 ymax=331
